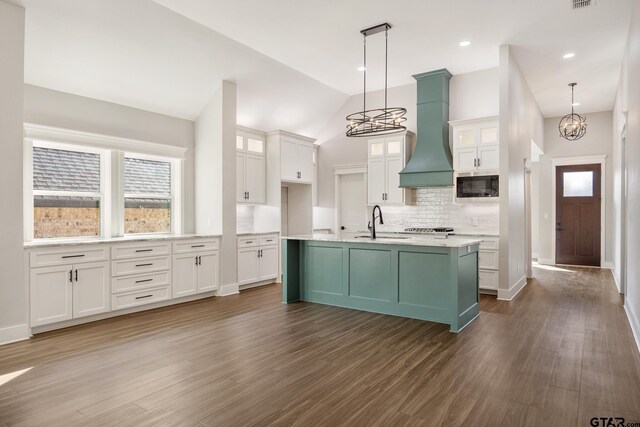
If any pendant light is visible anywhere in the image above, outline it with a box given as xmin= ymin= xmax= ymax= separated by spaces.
xmin=346 ymin=23 xmax=407 ymax=137
xmin=558 ymin=83 xmax=587 ymax=141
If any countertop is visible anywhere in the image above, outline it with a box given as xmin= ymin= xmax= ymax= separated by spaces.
xmin=236 ymin=231 xmax=280 ymax=236
xmin=282 ymin=233 xmax=482 ymax=248
xmin=24 ymin=233 xmax=222 ymax=249
xmin=451 ymin=232 xmax=499 ymax=238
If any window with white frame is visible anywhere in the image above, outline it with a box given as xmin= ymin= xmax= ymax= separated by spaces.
xmin=124 ymin=155 xmax=175 ymax=234
xmin=32 ymin=144 xmax=105 ymax=239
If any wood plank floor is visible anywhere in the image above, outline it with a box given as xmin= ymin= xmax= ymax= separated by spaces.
xmin=1 ymin=265 xmax=639 ymax=426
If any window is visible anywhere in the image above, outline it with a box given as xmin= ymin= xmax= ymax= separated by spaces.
xmin=32 ymin=145 xmax=103 ymax=239
xmin=563 ymin=171 xmax=593 ymax=197
xmin=124 ymin=156 xmax=173 ymax=234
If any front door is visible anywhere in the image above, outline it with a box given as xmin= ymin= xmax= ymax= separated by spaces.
xmin=555 ymin=164 xmax=601 ymax=266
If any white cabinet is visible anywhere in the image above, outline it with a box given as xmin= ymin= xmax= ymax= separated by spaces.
xmin=451 ymin=118 xmax=499 ymax=173
xmin=367 ymin=133 xmax=414 ymax=205
xmin=237 ymin=234 xmax=279 ymax=286
xmin=237 ymin=129 xmax=266 ymax=204
xmin=312 ymin=146 xmax=318 ymax=206
xmin=30 ymin=260 xmax=109 ymax=327
xmin=280 ymin=137 xmax=314 ymax=183
xmin=456 ymin=235 xmax=500 ymax=293
xmin=172 ymin=247 xmax=219 ymax=298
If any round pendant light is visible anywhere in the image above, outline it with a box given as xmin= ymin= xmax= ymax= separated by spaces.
xmin=558 ymin=83 xmax=587 ymax=141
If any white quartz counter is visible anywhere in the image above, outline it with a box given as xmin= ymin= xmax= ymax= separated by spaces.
xmin=282 ymin=233 xmax=482 ymax=248
xmin=24 ymin=233 xmax=222 ymax=249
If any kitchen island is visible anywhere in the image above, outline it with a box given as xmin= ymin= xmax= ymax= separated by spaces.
xmin=282 ymin=233 xmax=482 ymax=332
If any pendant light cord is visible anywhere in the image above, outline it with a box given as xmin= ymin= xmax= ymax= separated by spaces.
xmin=363 ymin=34 xmax=367 ymax=121
xmin=385 ymin=27 xmax=388 ymax=112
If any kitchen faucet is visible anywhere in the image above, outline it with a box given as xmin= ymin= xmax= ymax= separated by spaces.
xmin=368 ymin=205 xmax=384 ymax=239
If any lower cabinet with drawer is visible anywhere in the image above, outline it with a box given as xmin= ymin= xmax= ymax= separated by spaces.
xmin=237 ymin=234 xmax=279 ymax=287
xmin=27 ymin=236 xmax=221 ymax=331
xmin=456 ymin=235 xmax=499 ymax=293
xmin=30 ymin=246 xmax=110 ymax=327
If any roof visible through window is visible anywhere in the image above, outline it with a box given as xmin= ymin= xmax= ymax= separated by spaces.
xmin=124 ymin=157 xmax=171 ymax=196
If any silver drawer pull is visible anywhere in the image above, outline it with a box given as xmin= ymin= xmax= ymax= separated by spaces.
xmin=62 ymin=254 xmax=85 ymax=259
xmin=245 ymin=241 xmax=254 ymax=244
xmin=191 ymin=244 xmax=205 ymax=248
xmin=135 ymin=278 xmax=153 ymax=284
xmin=135 ymin=294 xmax=153 ymax=300
xmin=135 ymin=263 xmax=153 ymax=267
xmin=136 ymin=249 xmax=153 ymax=253
xmin=265 ymin=239 xmax=273 ymax=242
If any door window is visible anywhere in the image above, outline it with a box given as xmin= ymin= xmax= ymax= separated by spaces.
xmin=563 ymin=171 xmax=593 ymax=197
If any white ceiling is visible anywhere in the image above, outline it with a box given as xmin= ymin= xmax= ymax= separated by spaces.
xmin=20 ymin=0 xmax=633 ymax=135
xmin=21 ymin=0 xmax=348 ymax=136
xmin=153 ymin=0 xmax=633 ymax=117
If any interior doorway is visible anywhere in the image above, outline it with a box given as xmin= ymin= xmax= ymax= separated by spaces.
xmin=555 ymin=163 xmax=602 ymax=266
xmin=338 ymin=173 xmax=367 ymax=232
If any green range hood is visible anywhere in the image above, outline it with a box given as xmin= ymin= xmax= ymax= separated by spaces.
xmin=399 ymin=69 xmax=454 ymax=187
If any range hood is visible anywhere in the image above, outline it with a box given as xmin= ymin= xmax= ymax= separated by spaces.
xmin=399 ymin=69 xmax=454 ymax=187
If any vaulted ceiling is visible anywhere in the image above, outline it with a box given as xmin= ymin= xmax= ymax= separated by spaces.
xmin=20 ymin=0 xmax=634 ymax=134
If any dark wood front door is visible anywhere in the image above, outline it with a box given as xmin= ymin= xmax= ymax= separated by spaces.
xmin=556 ymin=164 xmax=601 ymax=266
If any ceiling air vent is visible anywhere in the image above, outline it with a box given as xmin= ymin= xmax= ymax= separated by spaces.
xmin=572 ymin=0 xmax=596 ymax=9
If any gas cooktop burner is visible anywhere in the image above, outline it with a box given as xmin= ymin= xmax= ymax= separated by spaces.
xmin=404 ymin=227 xmax=454 ymax=233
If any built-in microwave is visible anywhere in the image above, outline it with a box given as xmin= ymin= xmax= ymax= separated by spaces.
xmin=456 ymin=174 xmax=499 ymax=199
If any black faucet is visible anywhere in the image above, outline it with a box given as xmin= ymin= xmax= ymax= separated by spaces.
xmin=368 ymin=205 xmax=384 ymax=239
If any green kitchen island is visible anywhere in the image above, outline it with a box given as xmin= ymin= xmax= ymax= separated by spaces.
xmin=282 ymin=234 xmax=482 ymax=333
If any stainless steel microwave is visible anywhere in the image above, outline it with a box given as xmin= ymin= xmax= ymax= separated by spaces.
xmin=456 ymin=174 xmax=499 ymax=198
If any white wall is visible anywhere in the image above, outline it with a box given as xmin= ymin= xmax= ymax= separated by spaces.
xmin=0 ymin=0 xmax=26 ymax=344
xmin=195 ymin=81 xmax=238 ymax=292
xmin=535 ymin=111 xmax=614 ymax=265
xmin=315 ymin=68 xmax=499 ymax=230
xmin=23 ymin=84 xmax=196 ymax=232
xmin=613 ymin=2 xmax=640 ymax=350
xmin=498 ymin=45 xmax=545 ymax=298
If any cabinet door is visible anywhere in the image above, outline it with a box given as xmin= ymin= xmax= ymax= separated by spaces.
xmin=245 ymin=154 xmax=266 ymax=204
xmin=368 ymin=139 xmax=386 ymax=157
xmin=385 ymin=156 xmax=404 ymax=205
xmin=298 ymin=142 xmax=314 ymax=183
xmin=237 ymin=247 xmax=260 ymax=285
xmin=455 ymin=128 xmax=477 ymax=148
xmin=173 ymin=253 xmax=198 ymax=298
xmin=236 ymin=153 xmax=246 ymax=203
xmin=477 ymin=146 xmax=499 ymax=171
xmin=479 ymin=124 xmax=499 ymax=146
xmin=258 ymin=246 xmax=279 ymax=281
xmin=197 ymin=251 xmax=219 ymax=293
xmin=455 ymin=147 xmax=478 ymax=172
xmin=280 ymin=138 xmax=299 ymax=181
xmin=368 ymin=158 xmax=386 ymax=204
xmin=30 ymin=265 xmax=73 ymax=326
xmin=73 ymin=261 xmax=110 ymax=318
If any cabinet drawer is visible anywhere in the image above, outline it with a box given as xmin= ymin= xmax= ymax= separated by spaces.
xmin=478 ymin=238 xmax=499 ymax=250
xmin=238 ymin=237 xmax=260 ymax=248
xmin=112 ymin=271 xmax=171 ymax=294
xmin=479 ymin=269 xmax=499 ymax=290
xmin=111 ymin=242 xmax=171 ymax=260
xmin=112 ymin=256 xmax=170 ymax=277
xmin=259 ymin=235 xmax=279 ymax=246
xmin=30 ymin=246 xmax=108 ymax=268
xmin=173 ymin=239 xmax=219 ymax=254
xmin=111 ymin=286 xmax=171 ymax=310
xmin=479 ymin=250 xmax=499 ymax=270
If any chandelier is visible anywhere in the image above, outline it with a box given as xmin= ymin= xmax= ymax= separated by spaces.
xmin=346 ymin=23 xmax=407 ymax=137
xmin=558 ymin=83 xmax=587 ymax=141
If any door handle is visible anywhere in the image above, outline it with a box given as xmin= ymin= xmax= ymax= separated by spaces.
xmin=198 ymin=256 xmax=202 ymax=266
xmin=195 ymin=256 xmax=198 ymax=265
xmin=69 ymin=270 xmax=73 ymax=283
xmin=75 ymin=269 xmax=78 ymax=282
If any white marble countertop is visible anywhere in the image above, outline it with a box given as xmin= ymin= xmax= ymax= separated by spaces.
xmin=236 ymin=231 xmax=280 ymax=236
xmin=451 ymin=232 xmax=499 ymax=238
xmin=24 ymin=233 xmax=222 ymax=249
xmin=282 ymin=233 xmax=482 ymax=248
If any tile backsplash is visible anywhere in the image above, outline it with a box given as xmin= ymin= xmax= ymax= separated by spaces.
xmin=236 ymin=205 xmax=254 ymax=233
xmin=377 ymin=187 xmax=499 ymax=234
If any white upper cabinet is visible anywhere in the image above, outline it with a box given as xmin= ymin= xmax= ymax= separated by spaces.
xmin=366 ymin=132 xmax=414 ymax=205
xmin=451 ymin=118 xmax=499 ymax=173
xmin=281 ymin=137 xmax=314 ymax=183
xmin=237 ymin=128 xmax=266 ymax=204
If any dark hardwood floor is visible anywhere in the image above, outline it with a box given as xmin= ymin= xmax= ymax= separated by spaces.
xmin=0 ymin=265 xmax=639 ymax=426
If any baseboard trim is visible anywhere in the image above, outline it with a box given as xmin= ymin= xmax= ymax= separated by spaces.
xmin=608 ymin=266 xmax=622 ymax=294
xmin=624 ymin=302 xmax=640 ymax=354
xmin=532 ymin=252 xmax=539 ymax=259
xmin=601 ymin=261 xmax=614 ymax=269
xmin=239 ymin=279 xmax=277 ymax=291
xmin=537 ymin=258 xmax=555 ymax=266
xmin=0 ymin=324 xmax=30 ymax=346
xmin=497 ymin=275 xmax=527 ymax=301
xmin=218 ymin=283 xmax=239 ymax=296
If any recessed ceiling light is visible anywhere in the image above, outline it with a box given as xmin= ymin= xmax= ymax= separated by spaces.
xmin=563 ymin=52 xmax=576 ymax=59
xmin=572 ymin=102 xmax=580 ymax=106
xmin=357 ymin=66 xmax=366 ymax=72
xmin=459 ymin=40 xmax=471 ymax=47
